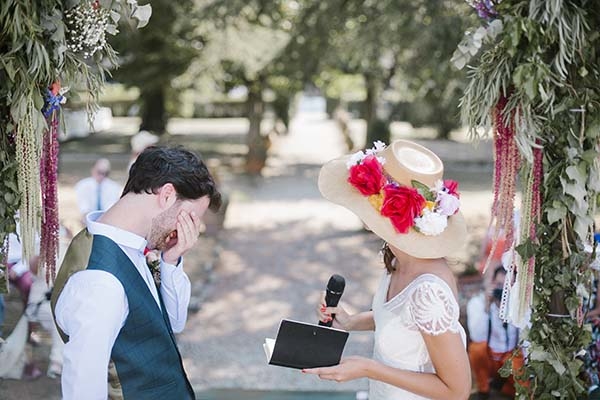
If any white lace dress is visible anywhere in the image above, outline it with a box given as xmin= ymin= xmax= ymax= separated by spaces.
xmin=369 ymin=272 xmax=467 ymax=400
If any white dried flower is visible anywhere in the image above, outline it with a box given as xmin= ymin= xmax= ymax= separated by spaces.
xmin=414 ymin=210 xmax=448 ymax=236
xmin=346 ymin=150 xmax=366 ymax=169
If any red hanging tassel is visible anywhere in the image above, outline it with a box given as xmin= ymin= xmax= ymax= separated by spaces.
xmin=484 ymin=95 xmax=521 ymax=273
xmin=40 ymin=111 xmax=60 ymax=284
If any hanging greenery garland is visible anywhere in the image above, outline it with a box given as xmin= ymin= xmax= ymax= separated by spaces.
xmin=0 ymin=0 xmax=151 ymax=292
xmin=455 ymin=0 xmax=600 ymax=398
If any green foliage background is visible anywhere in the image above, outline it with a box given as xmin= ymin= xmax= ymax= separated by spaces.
xmin=0 ymin=0 xmax=149 ymax=291
xmin=459 ymin=1 xmax=600 ymax=397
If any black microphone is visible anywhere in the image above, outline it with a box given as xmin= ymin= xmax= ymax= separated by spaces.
xmin=319 ymin=274 xmax=345 ymax=327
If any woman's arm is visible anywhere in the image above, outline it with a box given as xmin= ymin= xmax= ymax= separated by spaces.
xmin=303 ymin=331 xmax=470 ymax=400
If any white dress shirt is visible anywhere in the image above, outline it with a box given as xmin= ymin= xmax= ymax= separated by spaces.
xmin=55 ymin=212 xmax=191 ymax=400
xmin=74 ymin=177 xmax=122 ymax=215
xmin=467 ymin=292 xmax=519 ymax=353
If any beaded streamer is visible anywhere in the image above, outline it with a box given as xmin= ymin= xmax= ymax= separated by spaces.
xmin=40 ymin=112 xmax=60 ymax=284
xmin=498 ymin=248 xmax=515 ymax=322
xmin=15 ymin=97 xmax=42 ymax=265
xmin=515 ymin=146 xmax=542 ymax=325
xmin=483 ymin=96 xmax=520 ymax=274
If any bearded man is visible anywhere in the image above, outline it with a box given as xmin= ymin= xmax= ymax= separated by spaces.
xmin=51 ymin=146 xmax=221 ymax=400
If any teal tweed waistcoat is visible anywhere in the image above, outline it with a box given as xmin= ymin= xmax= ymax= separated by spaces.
xmin=87 ymin=235 xmax=195 ymax=400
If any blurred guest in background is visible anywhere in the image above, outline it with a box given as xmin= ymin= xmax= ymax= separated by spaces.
xmin=75 ymin=158 xmax=122 ymax=220
xmin=467 ymin=265 xmax=523 ymax=399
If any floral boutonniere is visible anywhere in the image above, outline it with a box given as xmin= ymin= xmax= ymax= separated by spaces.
xmin=145 ymin=250 xmax=161 ymax=288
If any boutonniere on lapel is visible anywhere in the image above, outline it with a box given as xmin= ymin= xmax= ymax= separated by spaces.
xmin=144 ymin=249 xmax=161 ymax=288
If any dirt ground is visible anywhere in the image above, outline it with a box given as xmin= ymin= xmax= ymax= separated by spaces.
xmin=1 ymin=116 xmax=506 ymax=399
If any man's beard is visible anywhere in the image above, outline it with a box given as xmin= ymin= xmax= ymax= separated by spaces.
xmin=147 ymin=210 xmax=178 ymax=250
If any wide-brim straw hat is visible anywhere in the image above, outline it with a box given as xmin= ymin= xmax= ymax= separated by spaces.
xmin=318 ymin=139 xmax=467 ymax=259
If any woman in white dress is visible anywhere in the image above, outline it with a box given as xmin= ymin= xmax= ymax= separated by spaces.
xmin=304 ymin=140 xmax=471 ymax=400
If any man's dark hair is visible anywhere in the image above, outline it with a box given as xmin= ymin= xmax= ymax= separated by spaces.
xmin=123 ymin=146 xmax=222 ymax=211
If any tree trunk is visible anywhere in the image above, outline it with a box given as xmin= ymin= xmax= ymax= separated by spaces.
xmin=364 ymin=73 xmax=377 ymax=146
xmin=140 ymin=86 xmax=167 ymax=135
xmin=246 ymin=79 xmax=267 ymax=175
xmin=363 ymin=73 xmax=390 ymax=146
xmin=437 ymin=122 xmax=452 ymax=140
xmin=436 ymin=108 xmax=455 ymax=140
xmin=272 ymin=95 xmax=290 ymax=133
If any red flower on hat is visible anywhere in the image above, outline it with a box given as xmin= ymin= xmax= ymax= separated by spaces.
xmin=380 ymin=185 xmax=426 ymax=233
xmin=348 ymin=155 xmax=385 ymax=196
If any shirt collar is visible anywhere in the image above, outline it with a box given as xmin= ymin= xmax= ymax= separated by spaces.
xmin=86 ymin=211 xmax=148 ymax=254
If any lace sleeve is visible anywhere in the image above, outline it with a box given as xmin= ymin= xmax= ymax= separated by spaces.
xmin=409 ymin=279 xmax=461 ymax=336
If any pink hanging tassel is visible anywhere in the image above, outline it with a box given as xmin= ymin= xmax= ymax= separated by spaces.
xmin=484 ymin=95 xmax=521 ymax=273
xmin=40 ymin=112 xmax=60 ymax=284
xmin=523 ymin=144 xmax=543 ymax=312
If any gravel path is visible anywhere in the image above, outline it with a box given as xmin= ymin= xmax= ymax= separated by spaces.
xmin=179 ymin=112 xmax=495 ymax=394
xmin=1 ymin=114 xmax=497 ymax=399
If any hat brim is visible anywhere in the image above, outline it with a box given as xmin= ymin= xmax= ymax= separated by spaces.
xmin=318 ymin=156 xmax=467 ymax=259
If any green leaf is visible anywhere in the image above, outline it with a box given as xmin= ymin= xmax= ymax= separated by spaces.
xmin=548 ymin=359 xmax=566 ymax=376
xmin=565 ymin=165 xmax=585 ymax=186
xmin=10 ymin=94 xmax=27 ymax=120
xmin=574 ymin=215 xmax=594 ymax=242
xmin=561 ymin=179 xmax=587 ymax=209
xmin=132 ymin=4 xmax=152 ymax=29
xmin=581 ymin=150 xmax=598 ymax=164
xmin=524 ymin=77 xmax=538 ymax=101
xmin=547 ymin=202 xmax=566 ymax=225
xmin=1 ymin=58 xmax=16 ymax=81
xmin=516 ymin=240 xmax=536 ymax=259
xmin=586 ymin=118 xmax=600 ymax=139
xmin=106 ymin=23 xmax=118 ymax=35
xmin=529 ymin=349 xmax=549 ymax=361
xmin=411 ymin=180 xmax=435 ymax=201
xmin=110 ymin=10 xmax=120 ymax=23
xmin=451 ymin=50 xmax=468 ymax=70
xmin=589 ymin=175 xmax=600 ymax=192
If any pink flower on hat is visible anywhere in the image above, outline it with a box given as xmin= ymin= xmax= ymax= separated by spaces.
xmin=443 ymin=179 xmax=460 ymax=197
xmin=437 ymin=191 xmax=460 ymax=216
xmin=348 ymin=155 xmax=386 ymax=196
xmin=380 ymin=185 xmax=426 ymax=234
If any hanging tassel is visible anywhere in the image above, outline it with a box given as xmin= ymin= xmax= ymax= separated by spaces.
xmin=16 ymin=96 xmax=42 ymax=265
xmin=40 ymin=110 xmax=60 ymax=285
xmin=510 ymin=144 xmax=543 ymax=325
xmin=484 ymin=95 xmax=520 ymax=274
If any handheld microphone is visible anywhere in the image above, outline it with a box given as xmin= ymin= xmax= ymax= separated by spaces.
xmin=319 ymin=274 xmax=345 ymax=327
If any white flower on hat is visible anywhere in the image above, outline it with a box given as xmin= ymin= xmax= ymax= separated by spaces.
xmin=414 ymin=210 xmax=448 ymax=236
xmin=346 ymin=150 xmax=366 ymax=169
xmin=365 ymin=141 xmax=387 ymax=156
xmin=373 ymin=141 xmax=386 ymax=152
xmin=433 ymin=179 xmax=445 ymax=192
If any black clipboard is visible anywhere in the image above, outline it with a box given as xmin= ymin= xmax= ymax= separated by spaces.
xmin=263 ymin=319 xmax=349 ymax=369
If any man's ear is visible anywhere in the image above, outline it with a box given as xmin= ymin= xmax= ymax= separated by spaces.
xmin=158 ymin=183 xmax=178 ymax=209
